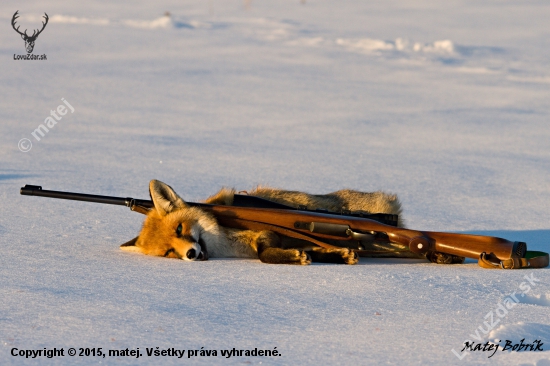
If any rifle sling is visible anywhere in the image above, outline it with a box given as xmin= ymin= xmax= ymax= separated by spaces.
xmin=217 ymin=217 xmax=342 ymax=250
xmin=217 ymin=217 xmax=406 ymax=255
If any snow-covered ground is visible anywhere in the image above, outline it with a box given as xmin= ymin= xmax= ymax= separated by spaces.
xmin=1 ymin=0 xmax=549 ymax=364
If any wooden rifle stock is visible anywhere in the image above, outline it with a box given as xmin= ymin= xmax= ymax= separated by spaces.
xmin=20 ymin=184 xmax=548 ymax=269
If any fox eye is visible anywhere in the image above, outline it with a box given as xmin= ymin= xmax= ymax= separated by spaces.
xmin=176 ymin=223 xmax=182 ymax=236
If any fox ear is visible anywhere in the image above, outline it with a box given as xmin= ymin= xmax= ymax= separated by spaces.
xmin=120 ymin=236 xmax=145 ymax=253
xmin=149 ymin=180 xmax=188 ymax=216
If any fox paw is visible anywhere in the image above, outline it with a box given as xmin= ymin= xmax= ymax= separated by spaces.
xmin=294 ymin=250 xmax=311 ymax=265
xmin=340 ymin=248 xmax=359 ymax=265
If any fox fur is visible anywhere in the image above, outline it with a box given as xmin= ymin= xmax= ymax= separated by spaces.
xmin=121 ymin=180 xmax=421 ymax=265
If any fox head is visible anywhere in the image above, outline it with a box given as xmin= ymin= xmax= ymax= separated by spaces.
xmin=120 ymin=180 xmax=221 ymax=261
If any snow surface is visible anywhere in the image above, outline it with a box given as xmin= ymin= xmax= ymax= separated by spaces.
xmin=1 ymin=0 xmax=550 ymax=364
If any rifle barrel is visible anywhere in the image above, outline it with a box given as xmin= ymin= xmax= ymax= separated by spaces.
xmin=20 ymin=185 xmax=399 ymax=226
xmin=20 ymin=185 xmax=153 ymax=208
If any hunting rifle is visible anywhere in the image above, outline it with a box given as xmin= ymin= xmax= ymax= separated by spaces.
xmin=20 ymin=184 xmax=548 ymax=270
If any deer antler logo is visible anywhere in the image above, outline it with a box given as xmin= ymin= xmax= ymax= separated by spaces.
xmin=12 ymin=10 xmax=49 ymax=54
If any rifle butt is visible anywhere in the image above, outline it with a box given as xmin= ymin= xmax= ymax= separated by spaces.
xmin=427 ymin=232 xmax=526 ymax=260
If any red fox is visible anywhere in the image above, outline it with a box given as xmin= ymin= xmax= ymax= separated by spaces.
xmin=121 ymin=180 xmax=419 ymax=265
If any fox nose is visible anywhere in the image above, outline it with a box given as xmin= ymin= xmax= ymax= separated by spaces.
xmin=186 ymin=249 xmax=197 ymax=260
